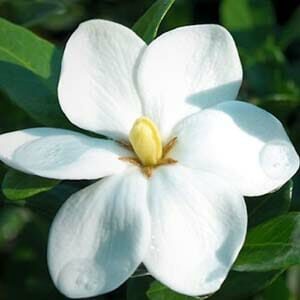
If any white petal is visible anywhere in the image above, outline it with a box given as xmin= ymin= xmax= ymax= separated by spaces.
xmin=172 ymin=101 xmax=299 ymax=196
xmin=144 ymin=164 xmax=247 ymax=296
xmin=137 ymin=24 xmax=242 ymax=139
xmin=0 ymin=128 xmax=130 ymax=179
xmin=58 ymin=20 xmax=146 ymax=140
xmin=48 ymin=170 xmax=150 ymax=298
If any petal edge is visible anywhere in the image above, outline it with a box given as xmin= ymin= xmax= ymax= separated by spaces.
xmin=48 ymin=170 xmax=150 ymax=298
xmin=137 ymin=24 xmax=242 ymax=139
xmin=58 ymin=19 xmax=146 ymax=140
xmin=144 ymin=164 xmax=247 ymax=296
xmin=0 ymin=128 xmax=130 ymax=179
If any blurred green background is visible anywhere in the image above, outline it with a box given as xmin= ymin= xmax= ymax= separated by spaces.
xmin=0 ymin=0 xmax=300 ymax=299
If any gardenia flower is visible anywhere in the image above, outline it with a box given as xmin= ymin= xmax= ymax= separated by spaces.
xmin=0 ymin=19 xmax=299 ymax=298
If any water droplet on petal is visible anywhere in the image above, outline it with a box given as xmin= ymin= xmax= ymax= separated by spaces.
xmin=259 ymin=141 xmax=298 ymax=180
xmin=57 ymin=258 xmax=105 ymax=298
xmin=76 ymin=272 xmax=98 ymax=291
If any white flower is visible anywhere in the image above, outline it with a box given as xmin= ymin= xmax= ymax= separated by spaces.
xmin=0 ymin=19 xmax=299 ymax=298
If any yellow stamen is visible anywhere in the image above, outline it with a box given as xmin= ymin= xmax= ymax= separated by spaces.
xmin=129 ymin=116 xmax=163 ymax=166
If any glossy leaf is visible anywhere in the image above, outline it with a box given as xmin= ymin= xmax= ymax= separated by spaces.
xmin=210 ymin=270 xmax=283 ymax=300
xmin=25 ymin=183 xmax=77 ymax=219
xmin=4 ymin=182 xmax=82 ymax=220
xmin=0 ymin=17 xmax=69 ymax=127
xmin=147 ymin=281 xmax=200 ymax=300
xmin=2 ymin=169 xmax=60 ymax=201
xmin=246 ymin=180 xmax=293 ymax=228
xmin=132 ymin=0 xmax=175 ymax=44
xmin=234 ymin=213 xmax=300 ymax=271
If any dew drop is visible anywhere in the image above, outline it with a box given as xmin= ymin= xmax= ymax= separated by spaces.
xmin=76 ymin=273 xmax=98 ymax=291
xmin=57 ymin=258 xmax=105 ymax=298
xmin=259 ymin=141 xmax=298 ymax=180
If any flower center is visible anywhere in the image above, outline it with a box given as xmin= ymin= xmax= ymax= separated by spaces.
xmin=119 ymin=116 xmax=177 ymax=177
xmin=129 ymin=116 xmax=163 ymax=166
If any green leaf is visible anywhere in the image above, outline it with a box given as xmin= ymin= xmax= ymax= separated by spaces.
xmin=132 ymin=0 xmax=175 ymax=44
xmin=262 ymin=275 xmax=291 ymax=300
xmin=147 ymin=281 xmax=201 ymax=300
xmin=0 ymin=204 xmax=67 ymax=299
xmin=234 ymin=213 xmax=300 ymax=271
xmin=0 ymin=17 xmax=70 ymax=127
xmin=1 ymin=0 xmax=66 ymax=27
xmin=0 ymin=162 xmax=7 ymax=182
xmin=287 ymin=266 xmax=300 ymax=297
xmin=0 ymin=206 xmax=31 ymax=248
xmin=127 ymin=276 xmax=153 ymax=300
xmin=254 ymin=97 xmax=300 ymax=125
xmin=220 ymin=0 xmax=275 ymax=51
xmin=246 ymin=180 xmax=293 ymax=228
xmin=2 ymin=169 xmax=60 ymax=201
xmin=279 ymin=8 xmax=300 ymax=49
xmin=291 ymin=172 xmax=300 ymax=211
xmin=3 ymin=182 xmax=78 ymax=220
xmin=25 ymin=183 xmax=77 ymax=219
xmin=0 ymin=91 xmax=37 ymax=133
xmin=220 ymin=0 xmax=275 ymax=31
xmin=210 ymin=270 xmax=283 ymax=300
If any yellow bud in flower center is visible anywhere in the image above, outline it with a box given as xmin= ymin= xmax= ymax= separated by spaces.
xmin=129 ymin=116 xmax=163 ymax=166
